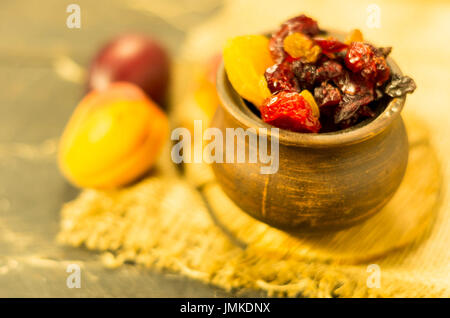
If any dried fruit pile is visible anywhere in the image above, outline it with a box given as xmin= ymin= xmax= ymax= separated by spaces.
xmin=223 ymin=14 xmax=416 ymax=133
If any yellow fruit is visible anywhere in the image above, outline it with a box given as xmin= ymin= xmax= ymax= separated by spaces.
xmin=345 ymin=29 xmax=364 ymax=44
xmin=194 ymin=78 xmax=220 ymax=118
xmin=300 ymin=89 xmax=320 ymax=118
xmin=283 ymin=32 xmax=321 ymax=63
xmin=58 ymin=82 xmax=168 ymax=189
xmin=223 ymin=35 xmax=274 ymax=107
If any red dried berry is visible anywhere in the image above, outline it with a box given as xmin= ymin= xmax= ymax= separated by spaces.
xmin=314 ymin=82 xmax=341 ymax=107
xmin=345 ymin=42 xmax=374 ymax=73
xmin=373 ymin=55 xmax=390 ymax=86
xmin=333 ymin=71 xmax=373 ymax=96
xmin=314 ymin=38 xmax=348 ymax=54
xmin=316 ymin=59 xmax=344 ymax=82
xmin=269 ymin=15 xmax=320 ymax=63
xmin=261 ymin=91 xmax=321 ymax=133
xmin=264 ymin=61 xmax=299 ymax=94
xmin=345 ymin=42 xmax=390 ymax=86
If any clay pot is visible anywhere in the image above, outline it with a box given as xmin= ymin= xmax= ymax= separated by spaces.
xmin=211 ymin=58 xmax=408 ymax=232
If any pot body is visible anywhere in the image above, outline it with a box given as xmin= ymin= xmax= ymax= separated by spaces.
xmin=210 ymin=105 xmax=409 ymax=232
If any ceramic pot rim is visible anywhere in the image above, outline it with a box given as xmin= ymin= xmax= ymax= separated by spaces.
xmin=216 ymin=57 xmax=406 ymax=148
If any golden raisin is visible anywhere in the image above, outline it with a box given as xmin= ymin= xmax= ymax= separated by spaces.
xmin=283 ymin=32 xmax=322 ymax=63
xmin=300 ymin=89 xmax=320 ymax=118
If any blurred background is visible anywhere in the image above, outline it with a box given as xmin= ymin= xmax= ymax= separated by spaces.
xmin=0 ymin=0 xmax=449 ymax=297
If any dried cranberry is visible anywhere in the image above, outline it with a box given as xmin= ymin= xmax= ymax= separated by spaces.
xmin=334 ymin=92 xmax=374 ymax=123
xmin=345 ymin=42 xmax=390 ymax=86
xmin=373 ymin=56 xmax=390 ymax=86
xmin=261 ymin=91 xmax=321 ymax=133
xmin=314 ymin=82 xmax=341 ymax=107
xmin=314 ymin=38 xmax=348 ymax=54
xmin=333 ymin=71 xmax=374 ymax=123
xmin=345 ymin=42 xmax=374 ymax=73
xmin=333 ymin=70 xmax=373 ymax=96
xmin=264 ymin=61 xmax=299 ymax=94
xmin=269 ymin=15 xmax=320 ymax=63
xmin=316 ymin=59 xmax=344 ymax=82
xmin=291 ymin=60 xmax=317 ymax=88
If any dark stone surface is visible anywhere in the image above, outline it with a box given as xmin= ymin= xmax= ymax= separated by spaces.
xmin=0 ymin=0 xmax=261 ymax=298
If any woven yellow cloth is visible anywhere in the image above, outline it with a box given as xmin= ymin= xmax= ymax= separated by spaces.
xmin=57 ymin=111 xmax=447 ymax=298
xmin=58 ymin=0 xmax=450 ymax=297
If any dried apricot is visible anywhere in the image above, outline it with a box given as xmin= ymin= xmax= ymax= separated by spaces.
xmin=344 ymin=29 xmax=364 ymax=44
xmin=58 ymin=82 xmax=168 ymax=189
xmin=223 ymin=35 xmax=274 ymax=107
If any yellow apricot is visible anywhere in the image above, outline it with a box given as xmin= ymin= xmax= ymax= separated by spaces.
xmin=58 ymin=82 xmax=168 ymax=189
xmin=345 ymin=29 xmax=364 ymax=44
xmin=223 ymin=35 xmax=273 ymax=107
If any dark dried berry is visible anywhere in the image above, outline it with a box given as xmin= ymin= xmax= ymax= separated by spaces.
xmin=384 ymin=74 xmax=417 ymax=97
xmin=375 ymin=88 xmax=384 ymax=100
xmin=333 ymin=71 xmax=371 ymax=95
xmin=333 ymin=71 xmax=374 ymax=123
xmin=265 ymin=62 xmax=299 ymax=94
xmin=334 ymin=92 xmax=374 ymax=124
xmin=358 ymin=104 xmax=376 ymax=118
xmin=316 ymin=59 xmax=344 ymax=82
xmin=291 ymin=60 xmax=317 ymax=88
xmin=338 ymin=104 xmax=375 ymax=129
xmin=269 ymin=15 xmax=320 ymax=63
xmin=314 ymin=38 xmax=348 ymax=54
xmin=314 ymin=82 xmax=341 ymax=107
xmin=375 ymin=47 xmax=392 ymax=58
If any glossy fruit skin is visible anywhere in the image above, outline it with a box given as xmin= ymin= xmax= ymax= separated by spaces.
xmin=59 ymin=82 xmax=168 ymax=189
xmin=269 ymin=14 xmax=320 ymax=63
xmin=223 ymin=35 xmax=274 ymax=107
xmin=314 ymin=38 xmax=348 ymax=54
xmin=87 ymin=34 xmax=170 ymax=106
xmin=299 ymin=89 xmax=320 ymax=117
xmin=344 ymin=29 xmax=364 ymax=44
xmin=283 ymin=32 xmax=321 ymax=63
xmin=314 ymin=82 xmax=341 ymax=107
xmin=333 ymin=71 xmax=374 ymax=123
xmin=385 ymin=74 xmax=417 ymax=97
xmin=264 ymin=61 xmax=299 ymax=94
xmin=345 ymin=42 xmax=390 ymax=86
xmin=261 ymin=91 xmax=321 ymax=133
